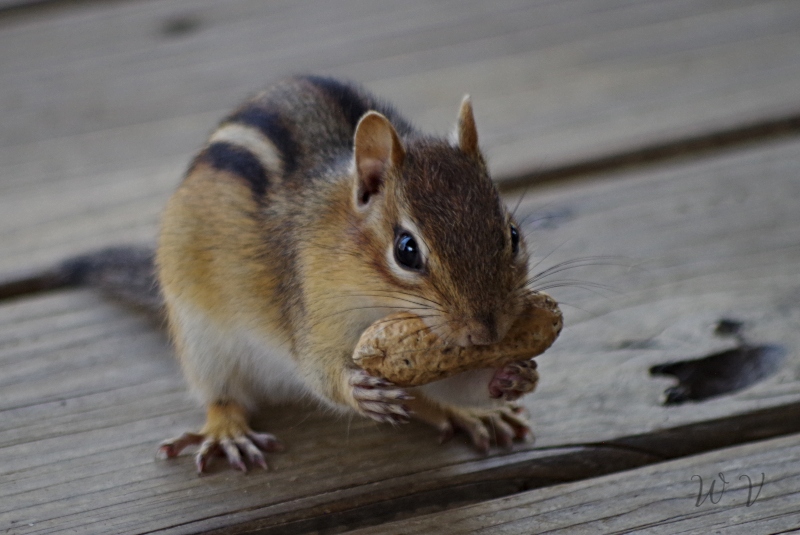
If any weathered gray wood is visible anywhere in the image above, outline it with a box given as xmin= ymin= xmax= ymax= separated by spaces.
xmin=0 ymin=158 xmax=175 ymax=277
xmin=2 ymin=1 xmax=800 ymax=532
xmin=506 ymin=136 xmax=800 ymax=446
xmin=0 ymin=290 xmax=654 ymax=535
xmin=350 ymin=433 xmax=800 ymax=535
xmin=2 ymin=136 xmax=800 ymax=533
xmin=4 ymin=0 xmax=800 ymax=173
xmin=2 ymin=0 xmax=800 ymax=276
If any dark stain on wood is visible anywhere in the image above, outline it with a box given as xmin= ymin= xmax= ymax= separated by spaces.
xmin=650 ymin=318 xmax=786 ymax=405
xmin=160 ymin=12 xmax=202 ymax=38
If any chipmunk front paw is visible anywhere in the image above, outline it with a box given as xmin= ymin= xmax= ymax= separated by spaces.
xmin=348 ymin=369 xmax=414 ymax=424
xmin=158 ymin=400 xmax=283 ymax=474
xmin=488 ymin=360 xmax=539 ymax=401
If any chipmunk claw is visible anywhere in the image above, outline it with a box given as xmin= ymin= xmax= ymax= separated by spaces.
xmin=489 ymin=360 xmax=539 ymax=401
xmin=349 ymin=369 xmax=413 ymax=424
xmin=193 ymin=432 xmax=281 ymax=474
xmin=443 ymin=404 xmax=533 ymax=452
xmin=158 ymin=401 xmax=283 ymax=474
xmin=158 ymin=431 xmax=204 ymax=459
xmin=437 ymin=421 xmax=455 ymax=444
xmin=161 ymin=430 xmax=282 ymax=474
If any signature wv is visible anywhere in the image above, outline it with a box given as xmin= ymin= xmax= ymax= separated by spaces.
xmin=692 ymin=472 xmax=765 ymax=507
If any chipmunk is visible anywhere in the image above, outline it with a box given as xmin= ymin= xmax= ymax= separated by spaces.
xmin=21 ymin=76 xmax=541 ymax=473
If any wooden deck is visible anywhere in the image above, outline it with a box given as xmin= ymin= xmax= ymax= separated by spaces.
xmin=2 ymin=1 xmax=800 ymax=533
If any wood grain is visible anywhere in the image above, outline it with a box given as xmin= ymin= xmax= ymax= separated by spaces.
xmin=3 ymin=1 xmax=800 ymax=531
xmin=3 ymin=0 xmax=800 ymax=171
xmin=2 ymin=136 xmax=800 ymax=533
xmin=506 ymin=136 xmax=800 ymax=446
xmin=0 ymin=290 xmax=652 ymax=535
xmin=349 ymin=433 xmax=800 ymax=535
xmin=2 ymin=0 xmax=800 ymax=275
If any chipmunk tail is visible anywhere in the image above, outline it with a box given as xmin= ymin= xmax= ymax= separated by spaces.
xmin=0 ymin=246 xmax=163 ymax=312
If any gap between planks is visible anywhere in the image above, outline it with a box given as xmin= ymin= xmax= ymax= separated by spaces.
xmin=0 ymin=0 xmax=127 ymax=19
xmin=497 ymin=111 xmax=800 ymax=194
xmin=186 ymin=403 xmax=800 ymax=535
xmin=2 ymin=115 xmax=800 ymax=304
xmin=345 ymin=432 xmax=800 ymax=535
xmin=3 ymin=136 xmax=800 ymax=533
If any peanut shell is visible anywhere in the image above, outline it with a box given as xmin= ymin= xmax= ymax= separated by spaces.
xmin=353 ymin=292 xmax=562 ymax=386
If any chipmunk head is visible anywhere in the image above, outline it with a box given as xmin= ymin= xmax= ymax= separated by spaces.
xmin=351 ymin=97 xmax=529 ymax=347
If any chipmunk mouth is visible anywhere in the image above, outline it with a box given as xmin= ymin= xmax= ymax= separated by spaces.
xmin=445 ymin=314 xmax=503 ymax=348
xmin=415 ymin=308 xmax=517 ymax=348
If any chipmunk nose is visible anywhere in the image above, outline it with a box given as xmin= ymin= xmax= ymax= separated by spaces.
xmin=463 ymin=315 xmax=499 ymax=346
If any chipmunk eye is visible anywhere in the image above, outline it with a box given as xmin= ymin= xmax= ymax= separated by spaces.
xmin=510 ymin=224 xmax=520 ymax=255
xmin=394 ymin=231 xmax=423 ymax=271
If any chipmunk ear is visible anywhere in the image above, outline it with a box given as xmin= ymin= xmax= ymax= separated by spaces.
xmin=456 ymin=95 xmax=479 ymax=157
xmin=353 ymin=111 xmax=405 ymax=208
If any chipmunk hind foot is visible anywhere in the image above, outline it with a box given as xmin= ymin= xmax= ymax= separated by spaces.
xmin=158 ymin=400 xmax=284 ymax=474
xmin=407 ymin=395 xmax=533 ymax=453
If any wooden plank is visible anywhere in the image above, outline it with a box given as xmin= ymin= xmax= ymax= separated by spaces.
xmin=349 ymin=433 xmax=800 ymax=535
xmin=2 ymin=294 xmax=797 ymax=535
xmin=3 ymin=0 xmax=800 ymax=174
xmin=3 ymin=136 xmax=800 ymax=533
xmin=5 ymin=0 xmax=800 ymax=176
xmin=0 ymin=157 xmax=176 ymax=276
xmin=504 ymin=138 xmax=800 ymax=446
xmin=0 ymin=290 xmax=653 ymax=535
xmin=2 ymin=0 xmax=800 ymax=275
